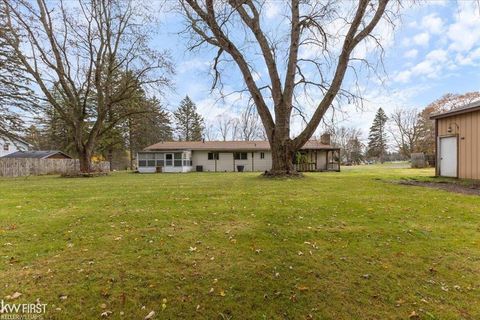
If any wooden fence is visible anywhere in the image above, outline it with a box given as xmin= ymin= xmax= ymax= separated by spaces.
xmin=0 ymin=158 xmax=110 ymax=177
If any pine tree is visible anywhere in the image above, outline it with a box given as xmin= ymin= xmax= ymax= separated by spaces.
xmin=0 ymin=7 xmax=36 ymax=138
xmin=173 ymin=96 xmax=204 ymax=141
xmin=367 ymin=108 xmax=388 ymax=163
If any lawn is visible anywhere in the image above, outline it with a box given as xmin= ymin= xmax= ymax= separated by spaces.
xmin=0 ymin=165 xmax=479 ymax=319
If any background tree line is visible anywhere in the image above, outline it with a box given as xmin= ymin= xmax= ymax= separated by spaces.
xmin=326 ymin=91 xmax=480 ymax=164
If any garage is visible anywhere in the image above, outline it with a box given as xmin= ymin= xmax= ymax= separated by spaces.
xmin=431 ymin=101 xmax=480 ymax=179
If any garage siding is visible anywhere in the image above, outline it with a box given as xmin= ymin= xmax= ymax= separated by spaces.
xmin=437 ymin=110 xmax=480 ymax=179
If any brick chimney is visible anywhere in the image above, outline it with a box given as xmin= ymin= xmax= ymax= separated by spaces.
xmin=320 ymin=133 xmax=331 ymax=145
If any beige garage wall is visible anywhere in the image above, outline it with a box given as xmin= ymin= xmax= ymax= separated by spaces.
xmin=437 ymin=110 xmax=480 ymax=179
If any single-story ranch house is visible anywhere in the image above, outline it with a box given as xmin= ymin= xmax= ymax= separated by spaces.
xmin=431 ymin=100 xmax=480 ymax=179
xmin=137 ymin=139 xmax=340 ymax=173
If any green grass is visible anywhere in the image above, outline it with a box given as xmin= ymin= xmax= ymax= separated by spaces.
xmin=0 ymin=165 xmax=479 ymax=319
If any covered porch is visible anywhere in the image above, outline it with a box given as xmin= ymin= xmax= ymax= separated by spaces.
xmin=137 ymin=150 xmax=193 ymax=173
xmin=293 ymin=148 xmax=341 ymax=172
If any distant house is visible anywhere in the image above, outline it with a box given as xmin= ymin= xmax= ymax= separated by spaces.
xmin=0 ymin=135 xmax=29 ymax=158
xmin=2 ymin=150 xmax=72 ymax=160
xmin=430 ymin=100 xmax=480 ymax=179
xmin=137 ymin=137 xmax=340 ymax=173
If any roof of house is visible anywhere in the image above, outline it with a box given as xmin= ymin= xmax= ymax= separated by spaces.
xmin=2 ymin=150 xmax=72 ymax=159
xmin=144 ymin=140 xmax=338 ymax=152
xmin=430 ymin=100 xmax=480 ymax=119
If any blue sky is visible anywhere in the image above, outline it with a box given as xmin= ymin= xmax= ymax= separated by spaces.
xmin=151 ymin=1 xmax=480 ymax=138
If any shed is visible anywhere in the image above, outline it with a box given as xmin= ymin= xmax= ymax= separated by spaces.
xmin=2 ymin=150 xmax=72 ymax=159
xmin=430 ymin=100 xmax=480 ymax=179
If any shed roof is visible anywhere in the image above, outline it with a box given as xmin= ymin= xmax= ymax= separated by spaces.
xmin=2 ymin=150 xmax=72 ymax=159
xmin=144 ymin=140 xmax=338 ymax=151
xmin=430 ymin=100 xmax=480 ymax=119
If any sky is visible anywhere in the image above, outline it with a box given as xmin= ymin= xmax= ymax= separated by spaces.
xmin=151 ymin=1 xmax=480 ymax=139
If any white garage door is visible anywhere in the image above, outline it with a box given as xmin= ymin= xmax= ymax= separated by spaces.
xmin=440 ymin=136 xmax=457 ymax=177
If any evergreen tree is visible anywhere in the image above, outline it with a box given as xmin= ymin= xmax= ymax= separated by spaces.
xmin=173 ymin=96 xmax=204 ymax=141
xmin=126 ymin=97 xmax=173 ymax=168
xmin=0 ymin=6 xmax=36 ymax=138
xmin=367 ymin=108 xmax=388 ymax=163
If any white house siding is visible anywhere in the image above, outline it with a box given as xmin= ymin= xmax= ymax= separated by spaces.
xmin=251 ymin=151 xmax=272 ymax=172
xmin=191 ymin=150 xmax=272 ymax=172
xmin=217 ymin=152 xmax=234 ymax=172
xmin=0 ymin=136 xmax=28 ymax=158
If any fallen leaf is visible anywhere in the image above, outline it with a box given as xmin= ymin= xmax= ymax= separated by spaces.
xmin=101 ymin=311 xmax=112 ymax=317
xmin=219 ymin=290 xmax=226 ymax=297
xmin=5 ymin=292 xmax=22 ymax=300
xmin=144 ymin=310 xmax=155 ymax=319
xmin=409 ymin=311 xmax=420 ymax=319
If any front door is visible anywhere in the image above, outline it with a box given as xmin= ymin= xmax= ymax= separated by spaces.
xmin=440 ymin=136 xmax=457 ymax=177
xmin=165 ymin=153 xmax=173 ymax=167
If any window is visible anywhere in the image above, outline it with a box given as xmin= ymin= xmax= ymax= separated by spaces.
xmin=165 ymin=153 xmax=173 ymax=166
xmin=260 ymin=152 xmax=265 ymax=159
xmin=174 ymin=153 xmax=183 ymax=167
xmin=208 ymin=152 xmax=219 ymax=160
xmin=138 ymin=160 xmax=147 ymax=167
xmin=3 ymin=143 xmax=9 ymax=151
xmin=234 ymin=152 xmax=247 ymax=160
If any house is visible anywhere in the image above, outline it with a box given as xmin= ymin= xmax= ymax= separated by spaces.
xmin=2 ymin=150 xmax=72 ymax=159
xmin=137 ymin=137 xmax=340 ymax=173
xmin=0 ymin=135 xmax=29 ymax=158
xmin=430 ymin=100 xmax=480 ymax=179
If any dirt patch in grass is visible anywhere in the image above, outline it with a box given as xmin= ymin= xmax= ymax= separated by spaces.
xmin=399 ymin=180 xmax=480 ymax=196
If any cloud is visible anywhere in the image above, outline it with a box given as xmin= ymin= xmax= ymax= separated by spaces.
xmin=447 ymin=2 xmax=480 ymax=52
xmin=403 ymin=49 xmax=418 ymax=59
xmin=421 ymin=13 xmax=444 ymax=34
xmin=413 ymin=32 xmax=430 ymax=47
xmin=395 ymin=49 xmax=449 ymax=83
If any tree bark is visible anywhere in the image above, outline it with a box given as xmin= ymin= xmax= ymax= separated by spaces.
xmin=270 ymin=141 xmax=294 ymax=174
xmin=78 ymin=147 xmax=92 ymax=173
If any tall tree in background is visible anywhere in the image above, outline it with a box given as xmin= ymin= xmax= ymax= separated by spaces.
xmin=0 ymin=0 xmax=172 ymax=172
xmin=238 ymin=105 xmax=263 ymax=141
xmin=180 ymin=0 xmax=394 ymax=175
xmin=174 ymin=96 xmax=204 ymax=141
xmin=389 ymin=108 xmax=420 ymax=158
xmin=367 ymin=108 xmax=388 ymax=163
xmin=0 ymin=4 xmax=36 ymax=139
xmin=416 ymin=92 xmax=480 ymax=154
xmin=328 ymin=126 xmax=364 ymax=164
xmin=126 ymin=97 xmax=172 ymax=168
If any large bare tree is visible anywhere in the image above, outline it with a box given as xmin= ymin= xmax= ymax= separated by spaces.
xmin=0 ymin=0 xmax=172 ymax=172
xmin=388 ymin=108 xmax=420 ymax=158
xmin=180 ymin=0 xmax=394 ymax=175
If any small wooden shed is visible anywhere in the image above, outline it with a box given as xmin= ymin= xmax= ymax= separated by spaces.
xmin=430 ymin=101 xmax=480 ymax=179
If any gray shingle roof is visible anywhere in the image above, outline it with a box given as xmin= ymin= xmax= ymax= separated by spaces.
xmin=144 ymin=140 xmax=338 ymax=151
xmin=430 ymin=100 xmax=480 ymax=119
xmin=1 ymin=150 xmax=72 ymax=159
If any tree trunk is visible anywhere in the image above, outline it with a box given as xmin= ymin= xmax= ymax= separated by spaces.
xmin=267 ymin=135 xmax=298 ymax=176
xmin=78 ymin=148 xmax=92 ymax=173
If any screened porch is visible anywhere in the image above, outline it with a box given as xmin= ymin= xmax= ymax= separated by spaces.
xmin=137 ymin=151 xmax=193 ymax=173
